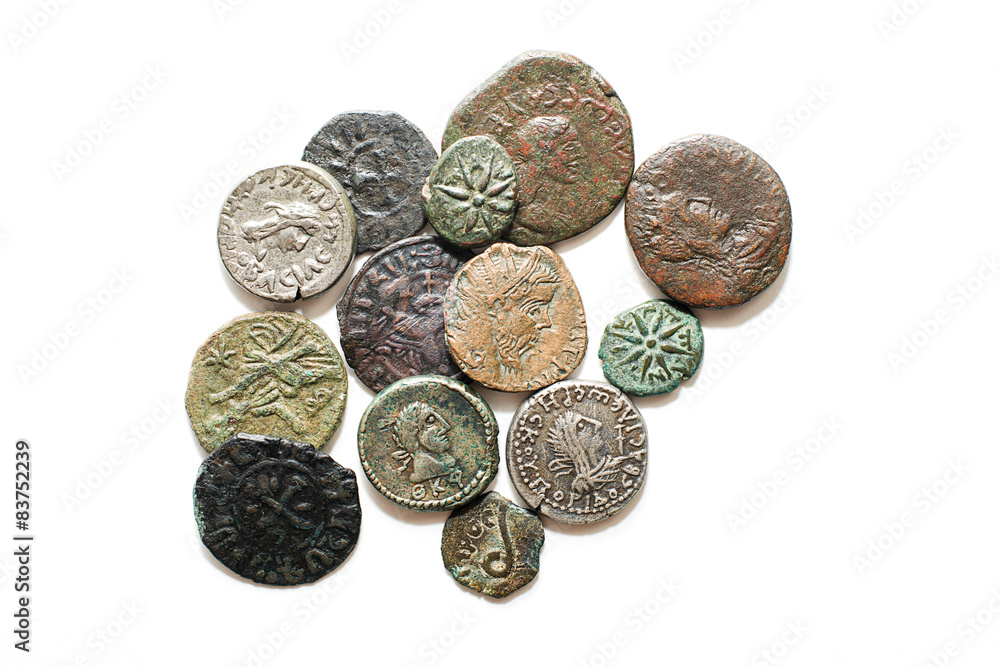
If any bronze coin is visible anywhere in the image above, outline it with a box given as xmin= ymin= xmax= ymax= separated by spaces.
xmin=625 ymin=134 xmax=792 ymax=309
xmin=443 ymin=242 xmax=587 ymax=392
xmin=443 ymin=51 xmax=634 ymax=246
xmin=337 ymin=235 xmax=471 ymax=393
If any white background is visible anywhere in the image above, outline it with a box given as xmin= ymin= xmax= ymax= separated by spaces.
xmin=2 ymin=1 xmax=998 ymax=665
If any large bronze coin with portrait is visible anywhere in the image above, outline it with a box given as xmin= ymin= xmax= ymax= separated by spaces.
xmin=625 ymin=135 xmax=792 ymax=309
xmin=443 ymin=51 xmax=634 ymax=246
xmin=357 ymin=375 xmax=499 ymax=512
xmin=443 ymin=243 xmax=587 ymax=392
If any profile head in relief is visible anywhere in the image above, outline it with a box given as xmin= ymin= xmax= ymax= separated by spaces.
xmin=511 ymin=115 xmax=583 ymax=188
xmin=391 ymin=401 xmax=455 ymax=484
xmin=241 ymin=201 xmax=327 ymax=254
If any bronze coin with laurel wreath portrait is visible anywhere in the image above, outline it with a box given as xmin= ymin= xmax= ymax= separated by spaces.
xmin=443 ymin=243 xmax=587 ymax=392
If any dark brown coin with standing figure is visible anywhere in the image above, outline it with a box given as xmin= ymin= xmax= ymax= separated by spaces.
xmin=441 ymin=492 xmax=544 ymax=598
xmin=625 ymin=134 xmax=792 ymax=309
xmin=443 ymin=51 xmax=634 ymax=246
xmin=194 ymin=434 xmax=361 ymax=586
xmin=303 ymin=111 xmax=438 ymax=253
xmin=507 ymin=380 xmax=647 ymax=525
xmin=337 ymin=236 xmax=471 ymax=393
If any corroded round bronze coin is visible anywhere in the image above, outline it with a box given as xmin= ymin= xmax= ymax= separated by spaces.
xmin=186 ymin=312 xmax=348 ymax=453
xmin=441 ymin=491 xmax=544 ymax=598
xmin=194 ymin=434 xmax=361 ymax=586
xmin=443 ymin=243 xmax=587 ymax=392
xmin=443 ymin=50 xmax=634 ymax=246
xmin=337 ymin=236 xmax=471 ymax=393
xmin=218 ymin=163 xmax=357 ymax=302
xmin=422 ymin=135 xmax=517 ymax=248
xmin=625 ymin=135 xmax=792 ymax=309
xmin=507 ymin=380 xmax=647 ymax=524
xmin=357 ymin=375 xmax=499 ymax=512
xmin=303 ymin=111 xmax=438 ymax=253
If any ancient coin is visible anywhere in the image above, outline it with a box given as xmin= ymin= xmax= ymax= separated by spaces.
xmin=194 ymin=433 xmax=361 ymax=586
xmin=442 ymin=50 xmax=634 ymax=246
xmin=337 ymin=235 xmax=471 ymax=393
xmin=443 ymin=243 xmax=586 ymax=392
xmin=218 ymin=162 xmax=357 ymax=302
xmin=441 ymin=491 xmax=544 ymax=598
xmin=357 ymin=375 xmax=499 ymax=512
xmin=186 ymin=312 xmax=348 ymax=453
xmin=303 ymin=111 xmax=438 ymax=253
xmin=598 ymin=300 xmax=704 ymax=397
xmin=422 ymin=136 xmax=517 ymax=248
xmin=625 ymin=134 xmax=792 ymax=309
xmin=507 ymin=380 xmax=647 ymax=524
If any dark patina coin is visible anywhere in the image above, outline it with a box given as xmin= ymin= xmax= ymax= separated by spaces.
xmin=625 ymin=134 xmax=792 ymax=309
xmin=441 ymin=492 xmax=544 ymax=598
xmin=422 ymin=136 xmax=517 ymax=248
xmin=303 ymin=111 xmax=438 ymax=253
xmin=358 ymin=375 xmax=499 ymax=512
xmin=599 ymin=300 xmax=704 ymax=397
xmin=337 ymin=236 xmax=471 ymax=393
xmin=507 ymin=380 xmax=647 ymax=525
xmin=194 ymin=434 xmax=361 ymax=586
xmin=443 ymin=50 xmax=634 ymax=246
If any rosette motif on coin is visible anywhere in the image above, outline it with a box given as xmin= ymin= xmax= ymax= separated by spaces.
xmin=507 ymin=380 xmax=647 ymax=524
xmin=443 ymin=50 xmax=634 ymax=246
xmin=357 ymin=376 xmax=499 ymax=512
xmin=443 ymin=243 xmax=586 ymax=392
xmin=625 ymin=134 xmax=792 ymax=309
xmin=337 ymin=236 xmax=470 ymax=393
xmin=218 ymin=163 xmax=357 ymax=302
xmin=303 ymin=111 xmax=438 ymax=253
xmin=186 ymin=312 xmax=348 ymax=453
xmin=194 ymin=434 xmax=361 ymax=586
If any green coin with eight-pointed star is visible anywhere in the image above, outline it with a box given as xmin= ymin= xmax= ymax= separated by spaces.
xmin=422 ymin=136 xmax=517 ymax=248
xmin=598 ymin=300 xmax=704 ymax=397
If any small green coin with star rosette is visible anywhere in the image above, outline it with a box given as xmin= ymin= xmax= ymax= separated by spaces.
xmin=422 ymin=136 xmax=518 ymax=248
xmin=598 ymin=299 xmax=704 ymax=397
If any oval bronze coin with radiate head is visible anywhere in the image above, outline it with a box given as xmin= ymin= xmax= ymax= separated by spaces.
xmin=357 ymin=375 xmax=499 ymax=512
xmin=194 ymin=434 xmax=361 ymax=586
xmin=443 ymin=242 xmax=587 ymax=392
xmin=443 ymin=50 xmax=634 ymax=246
xmin=625 ymin=135 xmax=792 ymax=309
xmin=337 ymin=235 xmax=471 ymax=393
xmin=507 ymin=380 xmax=647 ymax=524
xmin=185 ymin=312 xmax=348 ymax=453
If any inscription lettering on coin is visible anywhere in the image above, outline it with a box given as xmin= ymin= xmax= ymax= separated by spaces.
xmin=443 ymin=50 xmax=634 ymax=246
xmin=625 ymin=134 xmax=792 ymax=309
xmin=441 ymin=492 xmax=544 ymax=598
xmin=507 ymin=380 xmax=647 ymax=524
xmin=443 ymin=242 xmax=586 ymax=392
xmin=337 ymin=236 xmax=470 ymax=393
xmin=186 ymin=312 xmax=348 ymax=453
xmin=218 ymin=163 xmax=356 ymax=302
xmin=599 ymin=300 xmax=704 ymax=397
xmin=422 ymin=135 xmax=517 ymax=248
xmin=303 ymin=111 xmax=438 ymax=253
xmin=194 ymin=434 xmax=361 ymax=586
xmin=358 ymin=376 xmax=499 ymax=511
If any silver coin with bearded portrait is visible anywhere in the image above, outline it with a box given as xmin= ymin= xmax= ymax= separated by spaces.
xmin=218 ymin=163 xmax=357 ymax=303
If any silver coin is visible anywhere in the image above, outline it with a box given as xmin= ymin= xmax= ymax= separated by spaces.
xmin=218 ymin=162 xmax=357 ymax=302
xmin=507 ymin=380 xmax=647 ymax=524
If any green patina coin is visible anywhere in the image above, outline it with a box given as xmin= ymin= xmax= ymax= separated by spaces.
xmin=441 ymin=491 xmax=544 ymax=598
xmin=421 ymin=136 xmax=517 ymax=248
xmin=598 ymin=300 xmax=704 ymax=397
xmin=357 ymin=375 xmax=499 ymax=512
xmin=185 ymin=312 xmax=348 ymax=453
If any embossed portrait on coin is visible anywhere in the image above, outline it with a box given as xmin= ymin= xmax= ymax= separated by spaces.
xmin=388 ymin=402 xmax=459 ymax=484
xmin=546 ymin=411 xmax=625 ymax=497
xmin=510 ymin=116 xmax=583 ymax=231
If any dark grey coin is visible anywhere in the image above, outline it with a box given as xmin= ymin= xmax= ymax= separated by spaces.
xmin=303 ymin=111 xmax=438 ymax=253
xmin=507 ymin=380 xmax=647 ymax=524
xmin=337 ymin=236 xmax=471 ymax=393
xmin=194 ymin=434 xmax=361 ymax=586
